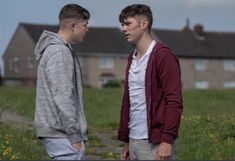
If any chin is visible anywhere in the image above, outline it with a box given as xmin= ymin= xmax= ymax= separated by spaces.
xmin=126 ymin=39 xmax=135 ymax=44
xmin=76 ymin=39 xmax=83 ymax=43
xmin=79 ymin=37 xmax=84 ymax=42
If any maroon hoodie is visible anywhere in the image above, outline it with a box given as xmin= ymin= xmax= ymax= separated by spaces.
xmin=117 ymin=42 xmax=183 ymax=144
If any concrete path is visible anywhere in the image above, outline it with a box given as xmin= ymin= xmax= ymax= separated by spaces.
xmin=0 ymin=108 xmax=33 ymax=127
xmin=86 ymin=130 xmax=121 ymax=160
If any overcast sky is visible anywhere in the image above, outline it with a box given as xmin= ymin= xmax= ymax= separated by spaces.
xmin=1 ymin=0 xmax=235 ymax=73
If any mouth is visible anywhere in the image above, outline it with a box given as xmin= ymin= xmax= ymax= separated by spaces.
xmin=124 ymin=33 xmax=131 ymax=39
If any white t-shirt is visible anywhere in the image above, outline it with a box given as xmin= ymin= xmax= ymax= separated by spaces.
xmin=128 ymin=40 xmax=156 ymax=139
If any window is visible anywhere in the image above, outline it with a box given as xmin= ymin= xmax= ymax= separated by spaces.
xmin=100 ymin=75 xmax=115 ymax=85
xmin=223 ymin=81 xmax=235 ymax=88
xmin=27 ymin=56 xmax=34 ymax=69
xmin=195 ymin=81 xmax=209 ymax=89
xmin=194 ymin=59 xmax=207 ymax=71
xmin=99 ymin=73 xmax=116 ymax=87
xmin=13 ymin=57 xmax=19 ymax=73
xmin=224 ymin=60 xmax=235 ymax=71
xmin=9 ymin=59 xmax=13 ymax=71
xmin=99 ymin=57 xmax=113 ymax=69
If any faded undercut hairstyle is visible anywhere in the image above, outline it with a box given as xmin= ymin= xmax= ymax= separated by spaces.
xmin=59 ymin=4 xmax=90 ymax=25
xmin=119 ymin=4 xmax=153 ymax=31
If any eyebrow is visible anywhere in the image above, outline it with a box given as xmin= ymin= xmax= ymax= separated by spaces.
xmin=123 ymin=20 xmax=131 ymax=25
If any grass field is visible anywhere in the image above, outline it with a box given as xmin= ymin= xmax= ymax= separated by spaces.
xmin=0 ymin=124 xmax=48 ymax=160
xmin=0 ymin=86 xmax=234 ymax=160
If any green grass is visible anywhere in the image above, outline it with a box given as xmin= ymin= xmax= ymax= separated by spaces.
xmin=84 ymin=88 xmax=123 ymax=130
xmin=177 ymin=114 xmax=235 ymax=160
xmin=0 ymin=86 xmax=36 ymax=117
xmin=0 ymin=86 xmax=234 ymax=160
xmin=183 ymin=89 xmax=235 ymax=116
xmin=0 ymin=124 xmax=48 ymax=160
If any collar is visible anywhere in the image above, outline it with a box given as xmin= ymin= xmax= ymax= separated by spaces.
xmin=132 ymin=40 xmax=157 ymax=59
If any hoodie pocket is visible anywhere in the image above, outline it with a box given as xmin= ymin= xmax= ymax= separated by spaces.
xmin=152 ymin=99 xmax=166 ymax=127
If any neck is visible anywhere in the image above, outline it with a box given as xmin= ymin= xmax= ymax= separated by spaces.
xmin=135 ymin=32 xmax=153 ymax=58
xmin=58 ymin=29 xmax=72 ymax=44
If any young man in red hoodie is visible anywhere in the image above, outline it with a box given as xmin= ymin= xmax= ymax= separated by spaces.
xmin=117 ymin=4 xmax=183 ymax=160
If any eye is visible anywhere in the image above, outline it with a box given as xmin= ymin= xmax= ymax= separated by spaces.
xmin=125 ymin=22 xmax=131 ymax=26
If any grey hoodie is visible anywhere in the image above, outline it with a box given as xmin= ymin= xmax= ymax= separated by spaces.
xmin=34 ymin=30 xmax=87 ymax=144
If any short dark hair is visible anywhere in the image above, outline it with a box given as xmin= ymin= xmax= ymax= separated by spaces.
xmin=119 ymin=4 xmax=153 ymax=30
xmin=59 ymin=4 xmax=90 ymax=22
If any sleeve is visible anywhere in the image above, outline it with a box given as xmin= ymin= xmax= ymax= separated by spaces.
xmin=46 ymin=50 xmax=82 ymax=144
xmin=157 ymin=49 xmax=183 ymax=144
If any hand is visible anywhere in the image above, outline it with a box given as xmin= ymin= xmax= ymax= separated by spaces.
xmin=72 ymin=142 xmax=82 ymax=152
xmin=120 ymin=143 xmax=129 ymax=160
xmin=156 ymin=142 xmax=172 ymax=160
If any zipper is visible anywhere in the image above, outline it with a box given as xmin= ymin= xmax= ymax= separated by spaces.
xmin=147 ymin=53 xmax=154 ymax=138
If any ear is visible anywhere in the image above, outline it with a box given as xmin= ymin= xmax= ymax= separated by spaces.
xmin=70 ymin=21 xmax=76 ymax=31
xmin=141 ymin=19 xmax=149 ymax=30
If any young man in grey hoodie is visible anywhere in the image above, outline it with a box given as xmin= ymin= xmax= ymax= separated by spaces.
xmin=34 ymin=4 xmax=90 ymax=160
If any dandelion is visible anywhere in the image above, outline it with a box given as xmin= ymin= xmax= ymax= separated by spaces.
xmin=31 ymin=155 xmax=35 ymax=160
xmin=196 ymin=115 xmax=201 ymax=120
xmin=182 ymin=116 xmax=187 ymax=121
xmin=227 ymin=137 xmax=234 ymax=144
xmin=10 ymin=153 xmax=19 ymax=160
xmin=205 ymin=116 xmax=212 ymax=123
xmin=208 ymin=132 xmax=218 ymax=142
xmin=108 ymin=152 xmax=113 ymax=157
xmin=5 ymin=134 xmax=12 ymax=140
xmin=3 ymin=147 xmax=12 ymax=156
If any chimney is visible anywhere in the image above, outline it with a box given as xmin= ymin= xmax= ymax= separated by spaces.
xmin=186 ymin=18 xmax=190 ymax=28
xmin=193 ymin=23 xmax=205 ymax=40
xmin=182 ymin=18 xmax=191 ymax=32
xmin=194 ymin=24 xmax=204 ymax=36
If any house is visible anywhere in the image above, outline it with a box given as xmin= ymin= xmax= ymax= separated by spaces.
xmin=2 ymin=23 xmax=58 ymax=86
xmin=153 ymin=24 xmax=235 ymax=89
xmin=2 ymin=23 xmax=235 ymax=89
xmin=2 ymin=23 xmax=132 ymax=87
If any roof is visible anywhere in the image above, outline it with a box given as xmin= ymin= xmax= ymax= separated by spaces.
xmin=8 ymin=23 xmax=235 ymax=59
xmin=75 ymin=27 xmax=133 ymax=53
xmin=21 ymin=23 xmax=133 ymax=54
xmin=153 ymin=29 xmax=235 ymax=59
xmin=22 ymin=23 xmax=59 ymax=43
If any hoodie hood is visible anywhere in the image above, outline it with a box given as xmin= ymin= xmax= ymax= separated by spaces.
xmin=34 ymin=30 xmax=66 ymax=61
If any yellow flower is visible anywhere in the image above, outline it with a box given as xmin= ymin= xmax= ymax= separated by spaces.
xmin=208 ymin=132 xmax=218 ymax=142
xmin=3 ymin=147 xmax=12 ymax=156
xmin=108 ymin=152 xmax=113 ymax=157
xmin=10 ymin=153 xmax=19 ymax=160
xmin=228 ymin=137 xmax=234 ymax=144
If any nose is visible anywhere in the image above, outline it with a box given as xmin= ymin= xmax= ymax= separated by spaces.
xmin=121 ymin=25 xmax=127 ymax=33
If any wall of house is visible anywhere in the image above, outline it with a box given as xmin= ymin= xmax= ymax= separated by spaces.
xmin=3 ymin=25 xmax=234 ymax=89
xmin=179 ymin=58 xmax=235 ymax=89
xmin=179 ymin=58 xmax=194 ymax=89
xmin=80 ymin=54 xmax=127 ymax=88
xmin=3 ymin=26 xmax=37 ymax=86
